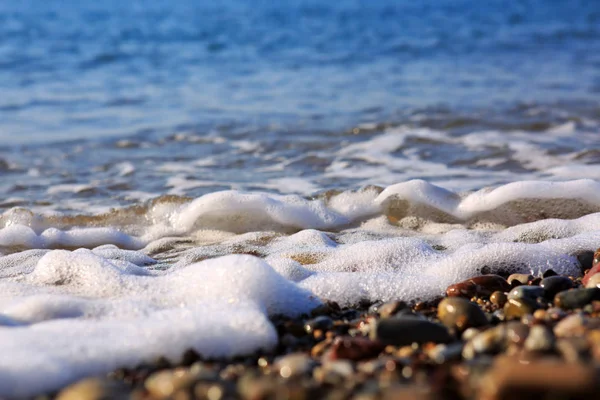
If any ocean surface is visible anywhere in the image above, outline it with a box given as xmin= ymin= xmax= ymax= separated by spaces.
xmin=1 ymin=0 xmax=600 ymax=396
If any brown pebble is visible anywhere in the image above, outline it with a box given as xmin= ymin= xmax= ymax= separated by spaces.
xmin=326 ymin=336 xmax=385 ymax=362
xmin=503 ymin=298 xmax=537 ymax=320
xmin=56 ymin=378 xmax=129 ymax=400
xmin=437 ymin=297 xmax=489 ymax=332
xmin=479 ymin=358 xmax=600 ymax=399
xmin=507 ymin=273 xmax=533 ymax=286
xmin=446 ymin=275 xmax=510 ymax=298
xmin=145 ymin=368 xmax=200 ymax=398
xmin=378 ymin=301 xmax=407 ymax=318
xmin=489 ymin=291 xmax=507 ymax=307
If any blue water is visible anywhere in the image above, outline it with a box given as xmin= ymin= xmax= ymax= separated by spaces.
xmin=1 ymin=0 xmax=599 ymax=143
xmin=0 ymin=0 xmax=600 ymax=213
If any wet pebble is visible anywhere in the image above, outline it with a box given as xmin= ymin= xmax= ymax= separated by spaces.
xmin=576 ymin=250 xmax=595 ymax=272
xmin=446 ymin=275 xmax=509 ymax=298
xmin=462 ymin=325 xmax=506 ymax=359
xmin=377 ymin=301 xmax=407 ymax=318
xmin=371 ymin=317 xmax=452 ymax=346
xmin=507 ymin=273 xmax=533 ymax=286
xmin=304 ymin=315 xmax=334 ymax=334
xmin=503 ymin=298 xmax=537 ymax=320
xmin=540 ymin=275 xmax=574 ymax=299
xmin=507 ymin=285 xmax=545 ymax=302
xmin=489 ymin=291 xmax=507 ymax=307
xmin=585 ymin=273 xmax=600 ymax=288
xmin=437 ymin=297 xmax=489 ymax=332
xmin=554 ymin=287 xmax=600 ymax=310
xmin=327 ymin=336 xmax=385 ymax=361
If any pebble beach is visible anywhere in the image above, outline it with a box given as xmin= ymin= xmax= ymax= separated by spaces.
xmin=50 ymin=250 xmax=600 ymax=400
xmin=1 ymin=1 xmax=600 ymax=399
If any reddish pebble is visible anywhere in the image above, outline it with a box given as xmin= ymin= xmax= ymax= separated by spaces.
xmin=326 ymin=336 xmax=385 ymax=362
xmin=446 ymin=275 xmax=510 ymax=298
xmin=582 ymin=262 xmax=600 ymax=286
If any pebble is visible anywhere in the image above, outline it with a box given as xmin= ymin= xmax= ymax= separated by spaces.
xmin=56 ymin=378 xmax=129 ymax=400
xmin=274 ymin=353 xmax=314 ymax=378
xmin=478 ymin=358 xmax=600 ymax=399
xmin=585 ymin=273 xmax=600 ymax=288
xmin=554 ymin=287 xmax=600 ymax=310
xmin=576 ymin=250 xmax=595 ymax=272
xmin=507 ymin=273 xmax=533 ymax=286
xmin=371 ymin=317 xmax=453 ymax=346
xmin=446 ymin=275 xmax=510 ymax=298
xmin=503 ymin=298 xmax=537 ymax=320
xmin=327 ymin=336 xmax=385 ymax=361
xmin=304 ymin=315 xmax=334 ymax=334
xmin=489 ymin=291 xmax=507 ymax=307
xmin=507 ymin=285 xmax=545 ymax=302
xmin=556 ymin=337 xmax=590 ymax=363
xmin=145 ymin=368 xmax=200 ymax=398
xmin=539 ymin=275 xmax=574 ymax=299
xmin=553 ymin=312 xmax=600 ymax=337
xmin=462 ymin=325 xmax=506 ymax=359
xmin=427 ymin=342 xmax=464 ymax=364
xmin=437 ymin=297 xmax=489 ymax=332
xmin=582 ymin=260 xmax=600 ymax=286
xmin=505 ymin=321 xmax=529 ymax=346
xmin=523 ymin=325 xmax=554 ymax=353
xmin=377 ymin=301 xmax=407 ymax=318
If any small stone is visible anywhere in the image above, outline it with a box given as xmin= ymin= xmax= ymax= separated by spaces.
xmin=378 ymin=301 xmax=407 ymax=318
xmin=556 ymin=337 xmax=590 ymax=363
xmin=371 ymin=317 xmax=453 ymax=346
xmin=461 ymin=327 xmax=481 ymax=341
xmin=524 ymin=325 xmax=555 ymax=353
xmin=322 ymin=359 xmax=354 ymax=378
xmin=304 ymin=315 xmax=333 ymax=334
xmin=507 ymin=273 xmax=533 ymax=286
xmin=585 ymin=273 xmax=600 ymax=288
xmin=582 ymin=260 xmax=600 ymax=286
xmin=489 ymin=291 xmax=507 ymax=307
xmin=554 ymin=288 xmax=600 ymax=310
xmin=274 ymin=353 xmax=314 ymax=378
xmin=478 ymin=359 xmax=600 ymax=399
xmin=507 ymin=286 xmax=545 ymax=302
xmin=462 ymin=325 xmax=506 ymax=359
xmin=368 ymin=301 xmax=384 ymax=315
xmin=56 ymin=378 xmax=129 ymax=400
xmin=554 ymin=312 xmax=600 ymax=337
xmin=503 ymin=298 xmax=537 ymax=320
xmin=327 ymin=336 xmax=385 ymax=361
xmin=540 ymin=276 xmax=574 ymax=299
xmin=145 ymin=368 xmax=200 ymax=398
xmin=446 ymin=275 xmax=510 ymax=298
xmin=505 ymin=321 xmax=529 ymax=346
xmin=427 ymin=342 xmax=464 ymax=364
xmin=576 ymin=250 xmax=595 ymax=272
xmin=311 ymin=338 xmax=332 ymax=357
xmin=437 ymin=297 xmax=489 ymax=332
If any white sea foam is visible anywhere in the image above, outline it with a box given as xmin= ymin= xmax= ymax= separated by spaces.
xmin=0 ymin=179 xmax=600 ymax=397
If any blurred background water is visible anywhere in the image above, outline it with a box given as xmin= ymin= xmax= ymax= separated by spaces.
xmin=0 ymin=0 xmax=599 ymax=212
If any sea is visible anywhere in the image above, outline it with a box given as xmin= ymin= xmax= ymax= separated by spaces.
xmin=0 ymin=0 xmax=599 ymax=396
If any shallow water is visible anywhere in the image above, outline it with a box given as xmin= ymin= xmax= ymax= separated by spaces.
xmin=1 ymin=0 xmax=600 ymax=397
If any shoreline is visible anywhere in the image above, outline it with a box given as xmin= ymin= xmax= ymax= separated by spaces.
xmin=53 ymin=251 xmax=600 ymax=400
